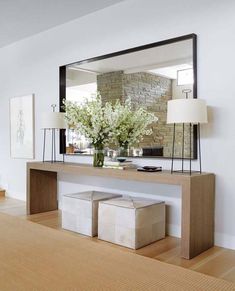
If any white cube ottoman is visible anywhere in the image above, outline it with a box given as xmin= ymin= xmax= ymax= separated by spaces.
xmin=62 ymin=191 xmax=122 ymax=237
xmin=98 ymin=196 xmax=165 ymax=249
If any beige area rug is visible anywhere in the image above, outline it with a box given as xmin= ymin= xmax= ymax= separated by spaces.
xmin=0 ymin=213 xmax=234 ymax=291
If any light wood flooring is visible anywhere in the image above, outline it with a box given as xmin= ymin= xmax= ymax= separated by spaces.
xmin=0 ymin=196 xmax=235 ymax=284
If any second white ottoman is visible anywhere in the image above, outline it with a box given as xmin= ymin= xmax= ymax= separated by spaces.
xmin=62 ymin=191 xmax=121 ymax=237
xmin=98 ymin=196 xmax=165 ymax=249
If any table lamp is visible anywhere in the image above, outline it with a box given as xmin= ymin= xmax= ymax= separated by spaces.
xmin=167 ymin=97 xmax=208 ymax=174
xmin=41 ymin=104 xmax=66 ymax=162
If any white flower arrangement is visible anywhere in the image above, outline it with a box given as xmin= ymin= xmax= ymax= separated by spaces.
xmin=63 ymin=93 xmax=114 ymax=149
xmin=63 ymin=93 xmax=158 ymax=150
xmin=112 ymin=98 xmax=158 ymax=148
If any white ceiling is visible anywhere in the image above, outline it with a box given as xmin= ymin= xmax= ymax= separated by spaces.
xmin=149 ymin=64 xmax=192 ymax=80
xmin=0 ymin=0 xmax=124 ymax=48
xmin=68 ymin=39 xmax=193 ymax=78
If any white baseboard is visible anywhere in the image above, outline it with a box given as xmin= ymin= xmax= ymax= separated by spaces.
xmin=167 ymin=223 xmax=181 ymax=238
xmin=5 ymin=191 xmax=26 ymax=201
xmin=165 ymin=229 xmax=235 ymax=249
xmin=215 ymin=232 xmax=235 ymax=250
xmin=165 ymin=229 xmax=235 ymax=250
xmin=165 ymin=230 xmax=235 ymax=249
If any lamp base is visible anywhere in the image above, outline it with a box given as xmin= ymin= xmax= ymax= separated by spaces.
xmin=42 ymin=129 xmax=65 ymax=163
xmin=171 ymin=123 xmax=202 ymax=176
xmin=43 ymin=160 xmax=64 ymax=163
xmin=171 ymin=169 xmax=201 ymax=175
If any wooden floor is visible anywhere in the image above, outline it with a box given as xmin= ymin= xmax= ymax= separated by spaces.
xmin=1 ymin=197 xmax=235 ymax=284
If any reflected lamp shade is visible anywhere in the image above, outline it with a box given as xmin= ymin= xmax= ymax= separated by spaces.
xmin=167 ymin=99 xmax=208 ymax=124
xmin=41 ymin=112 xmax=66 ymax=129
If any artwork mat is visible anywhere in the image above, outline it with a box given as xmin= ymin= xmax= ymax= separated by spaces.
xmin=10 ymin=94 xmax=35 ymax=159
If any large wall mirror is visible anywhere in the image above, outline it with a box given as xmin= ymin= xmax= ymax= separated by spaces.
xmin=60 ymin=34 xmax=197 ymax=159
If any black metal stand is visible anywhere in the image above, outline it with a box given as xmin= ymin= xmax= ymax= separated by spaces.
xmin=171 ymin=123 xmax=202 ymax=175
xmin=42 ymin=128 xmax=64 ymax=163
xmin=171 ymin=123 xmax=176 ymax=173
xmin=181 ymin=123 xmax=185 ymax=172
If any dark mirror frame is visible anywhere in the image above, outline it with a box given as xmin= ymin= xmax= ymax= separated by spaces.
xmin=59 ymin=33 xmax=197 ymax=159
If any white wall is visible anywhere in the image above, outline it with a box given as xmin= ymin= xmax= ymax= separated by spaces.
xmin=0 ymin=0 xmax=235 ymax=248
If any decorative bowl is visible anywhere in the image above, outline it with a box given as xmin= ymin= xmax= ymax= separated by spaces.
xmin=142 ymin=166 xmax=157 ymax=170
xmin=117 ymin=157 xmax=126 ymax=163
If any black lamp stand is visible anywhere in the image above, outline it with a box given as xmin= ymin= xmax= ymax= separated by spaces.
xmin=171 ymin=122 xmax=202 ymax=175
xmin=42 ymin=128 xmax=64 ymax=163
xmin=42 ymin=104 xmax=65 ymax=163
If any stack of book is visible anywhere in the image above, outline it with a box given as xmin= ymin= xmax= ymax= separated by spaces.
xmin=103 ymin=160 xmax=136 ymax=170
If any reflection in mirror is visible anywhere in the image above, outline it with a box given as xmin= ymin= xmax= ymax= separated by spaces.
xmin=62 ymin=35 xmax=196 ymax=159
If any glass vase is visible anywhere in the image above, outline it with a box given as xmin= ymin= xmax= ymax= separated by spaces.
xmin=93 ymin=149 xmax=105 ymax=167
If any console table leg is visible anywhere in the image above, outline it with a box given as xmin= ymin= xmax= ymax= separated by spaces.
xmin=181 ymin=174 xmax=215 ymax=259
xmin=27 ymin=169 xmax=57 ymax=214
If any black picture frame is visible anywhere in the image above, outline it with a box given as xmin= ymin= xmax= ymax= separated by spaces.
xmin=59 ymin=33 xmax=197 ymax=159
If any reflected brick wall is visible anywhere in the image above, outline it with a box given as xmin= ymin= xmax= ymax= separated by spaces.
xmin=97 ymin=71 xmax=193 ymax=158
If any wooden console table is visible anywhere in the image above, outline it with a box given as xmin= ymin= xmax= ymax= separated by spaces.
xmin=27 ymin=162 xmax=215 ymax=259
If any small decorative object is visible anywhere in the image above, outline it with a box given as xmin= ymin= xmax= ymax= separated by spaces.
xmin=112 ymin=99 xmax=158 ymax=156
xmin=137 ymin=166 xmax=162 ymax=172
xmin=41 ymin=104 xmax=66 ymax=162
xmin=143 ymin=166 xmax=158 ymax=170
xmin=64 ymin=94 xmax=114 ymax=167
xmin=10 ymin=94 xmax=35 ymax=159
xmin=167 ymin=91 xmax=208 ymax=174
xmin=103 ymin=160 xmax=135 ymax=170
xmin=117 ymin=157 xmax=126 ymax=163
xmin=75 ymin=150 xmax=86 ymax=154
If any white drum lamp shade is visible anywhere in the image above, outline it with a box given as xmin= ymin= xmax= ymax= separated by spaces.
xmin=167 ymin=99 xmax=208 ymax=124
xmin=41 ymin=112 xmax=66 ymax=129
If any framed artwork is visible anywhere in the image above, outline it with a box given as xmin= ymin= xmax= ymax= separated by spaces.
xmin=10 ymin=94 xmax=35 ymax=159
